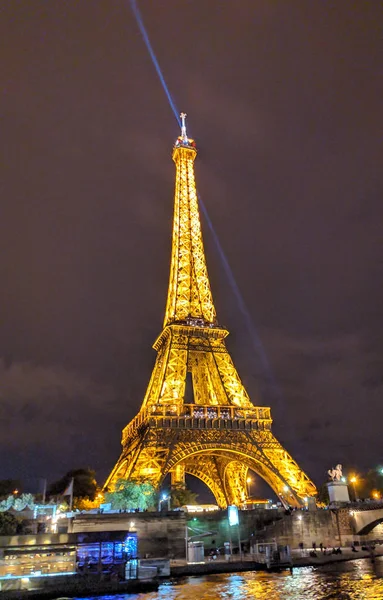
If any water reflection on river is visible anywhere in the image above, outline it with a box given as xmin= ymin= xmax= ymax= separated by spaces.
xmin=75 ymin=557 xmax=383 ymax=600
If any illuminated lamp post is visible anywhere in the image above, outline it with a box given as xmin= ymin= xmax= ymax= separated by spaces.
xmin=228 ymin=505 xmax=242 ymax=561
xmin=246 ymin=477 xmax=253 ymax=498
xmin=158 ymin=494 xmax=170 ymax=511
xmin=350 ymin=477 xmax=358 ymax=501
xmin=297 ymin=514 xmax=304 ymax=553
xmin=279 ymin=484 xmax=289 ymax=507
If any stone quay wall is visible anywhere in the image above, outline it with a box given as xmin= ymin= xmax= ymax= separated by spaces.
xmin=179 ymin=509 xmax=344 ymax=552
xmin=69 ymin=507 xmax=382 ymax=559
xmin=250 ymin=509 xmax=343 ymax=549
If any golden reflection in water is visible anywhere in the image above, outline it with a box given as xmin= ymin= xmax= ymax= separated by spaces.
xmin=75 ymin=557 xmax=383 ymax=600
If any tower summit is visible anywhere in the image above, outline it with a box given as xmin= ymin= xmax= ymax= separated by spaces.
xmin=105 ymin=116 xmax=316 ymax=507
xmin=180 ymin=111 xmax=188 ymax=141
xmin=165 ymin=113 xmax=216 ymax=328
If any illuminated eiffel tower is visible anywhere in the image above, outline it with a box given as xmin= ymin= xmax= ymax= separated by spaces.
xmin=105 ymin=114 xmax=316 ymax=507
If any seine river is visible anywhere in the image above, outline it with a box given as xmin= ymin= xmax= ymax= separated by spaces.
xmin=74 ymin=557 xmax=383 ymax=600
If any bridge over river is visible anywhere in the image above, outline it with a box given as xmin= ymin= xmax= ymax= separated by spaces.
xmin=349 ymin=502 xmax=383 ymax=535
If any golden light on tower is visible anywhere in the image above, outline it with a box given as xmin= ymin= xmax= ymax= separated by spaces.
xmin=105 ymin=115 xmax=316 ymax=507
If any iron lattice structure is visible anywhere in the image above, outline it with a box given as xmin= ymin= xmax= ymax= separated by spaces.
xmin=105 ymin=116 xmax=316 ymax=507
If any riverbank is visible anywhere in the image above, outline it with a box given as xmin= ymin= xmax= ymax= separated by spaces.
xmin=293 ymin=544 xmax=383 ymax=568
xmin=170 ymin=544 xmax=383 ymax=576
xmin=0 ymin=577 xmax=159 ymax=600
xmin=171 ymin=558 xmax=264 ymax=577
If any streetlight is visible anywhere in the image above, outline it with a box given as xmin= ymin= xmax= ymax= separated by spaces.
xmin=228 ymin=505 xmax=242 ymax=561
xmin=297 ymin=514 xmax=304 ymax=552
xmin=158 ymin=494 xmax=170 ymax=511
xmin=350 ymin=476 xmax=358 ymax=501
xmin=246 ymin=477 xmax=253 ymax=498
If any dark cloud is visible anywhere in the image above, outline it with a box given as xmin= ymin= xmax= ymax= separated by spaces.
xmin=0 ymin=1 xmax=382 ymax=489
xmin=259 ymin=330 xmax=383 ymax=474
xmin=0 ymin=359 xmax=123 ymax=481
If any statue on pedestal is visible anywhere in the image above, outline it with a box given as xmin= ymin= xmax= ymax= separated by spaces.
xmin=327 ymin=464 xmax=343 ymax=481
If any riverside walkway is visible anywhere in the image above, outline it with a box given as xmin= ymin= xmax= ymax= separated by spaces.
xmin=170 ymin=544 xmax=383 ymax=576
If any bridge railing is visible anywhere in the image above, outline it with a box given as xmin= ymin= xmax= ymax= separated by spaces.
xmin=348 ymin=501 xmax=383 ymax=513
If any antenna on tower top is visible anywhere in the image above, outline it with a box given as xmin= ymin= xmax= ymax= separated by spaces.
xmin=180 ymin=112 xmax=187 ymax=141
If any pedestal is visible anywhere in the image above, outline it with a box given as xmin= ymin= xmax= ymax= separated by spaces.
xmin=327 ymin=481 xmax=350 ymax=503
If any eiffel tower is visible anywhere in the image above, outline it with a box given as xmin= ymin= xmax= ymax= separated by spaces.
xmin=105 ymin=114 xmax=316 ymax=507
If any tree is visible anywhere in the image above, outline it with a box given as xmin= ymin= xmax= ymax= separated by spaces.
xmin=316 ymin=483 xmax=329 ymax=506
xmin=106 ymin=479 xmax=156 ymax=511
xmin=0 ymin=480 xmax=20 ymax=499
xmin=0 ymin=512 xmax=18 ymax=535
xmin=74 ymin=497 xmax=99 ymax=511
xmin=171 ymin=485 xmax=199 ymax=508
xmin=48 ymin=468 xmax=97 ymax=501
xmin=358 ymin=469 xmax=383 ymax=499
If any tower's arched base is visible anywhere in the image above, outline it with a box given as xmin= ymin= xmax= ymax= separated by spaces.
xmin=104 ymin=406 xmax=316 ymax=508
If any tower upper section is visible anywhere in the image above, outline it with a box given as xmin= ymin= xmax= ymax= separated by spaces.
xmin=164 ymin=114 xmax=217 ymax=328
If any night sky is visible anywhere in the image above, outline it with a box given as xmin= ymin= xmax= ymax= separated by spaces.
xmin=1 ymin=2 xmax=382 ymax=496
